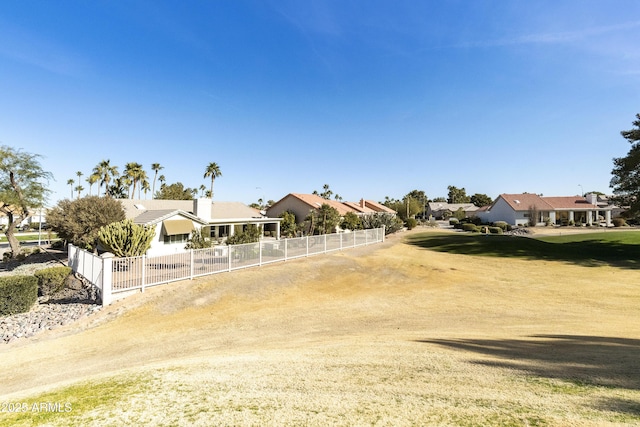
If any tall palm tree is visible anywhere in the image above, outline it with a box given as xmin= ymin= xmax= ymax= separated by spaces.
xmin=86 ymin=174 xmax=99 ymax=196
xmin=74 ymin=185 xmax=84 ymax=199
xmin=151 ymin=163 xmax=163 ymax=198
xmin=67 ymin=179 xmax=75 ymax=199
xmin=141 ymin=179 xmax=151 ymax=199
xmin=124 ymin=162 xmax=145 ymax=199
xmin=203 ymin=162 xmax=222 ymax=199
xmin=199 ymin=184 xmax=206 ymax=197
xmin=93 ymin=159 xmax=119 ymax=196
xmin=76 ymin=171 xmax=83 ymax=188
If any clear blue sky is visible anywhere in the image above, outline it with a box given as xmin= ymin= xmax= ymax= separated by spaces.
xmin=2 ymin=1 xmax=639 ymax=206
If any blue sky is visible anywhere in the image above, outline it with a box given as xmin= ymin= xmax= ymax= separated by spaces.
xmin=2 ymin=1 xmax=639 ymax=206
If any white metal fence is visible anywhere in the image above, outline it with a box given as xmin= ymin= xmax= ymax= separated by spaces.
xmin=69 ymin=227 xmax=385 ymax=306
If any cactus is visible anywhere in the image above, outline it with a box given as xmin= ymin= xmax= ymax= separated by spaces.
xmin=98 ymin=219 xmax=155 ymax=257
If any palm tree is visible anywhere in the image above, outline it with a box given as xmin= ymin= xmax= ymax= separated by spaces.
xmin=199 ymin=184 xmax=206 ymax=197
xmin=141 ymin=179 xmax=151 ymax=199
xmin=67 ymin=179 xmax=75 ymax=199
xmin=74 ymin=185 xmax=84 ymax=199
xmin=76 ymin=171 xmax=83 ymax=188
xmin=203 ymin=162 xmax=222 ymax=199
xmin=123 ymin=162 xmax=145 ymax=199
xmin=93 ymin=159 xmax=119 ymax=196
xmin=158 ymin=174 xmax=166 ymax=189
xmin=151 ymin=163 xmax=163 ymax=198
xmin=86 ymin=174 xmax=99 ymax=196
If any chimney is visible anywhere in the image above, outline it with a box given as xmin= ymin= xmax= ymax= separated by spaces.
xmin=360 ymin=198 xmax=366 ymax=208
xmin=193 ymin=198 xmax=212 ymax=221
xmin=585 ymin=193 xmax=598 ymax=206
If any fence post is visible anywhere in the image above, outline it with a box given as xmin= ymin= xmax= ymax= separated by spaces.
xmin=306 ymin=235 xmax=309 ymax=257
xmin=259 ymin=242 xmax=263 ymax=266
xmin=101 ymin=255 xmax=113 ymax=306
xmin=190 ymin=250 xmax=194 ymax=279
xmin=141 ymin=255 xmax=147 ymax=292
xmin=284 ymin=239 xmax=288 ymax=261
xmin=228 ymin=246 xmax=232 ymax=272
xmin=382 ymin=225 xmax=385 ymax=242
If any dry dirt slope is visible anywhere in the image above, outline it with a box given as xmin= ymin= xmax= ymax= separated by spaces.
xmin=1 ymin=228 xmax=639 ymax=426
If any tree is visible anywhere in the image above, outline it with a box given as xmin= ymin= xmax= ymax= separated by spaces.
xmin=155 ymin=182 xmax=196 ymax=200
xmin=406 ymin=189 xmax=428 ymax=218
xmin=74 ymin=185 xmax=84 ymax=199
xmin=470 ymin=193 xmax=493 ymax=207
xmin=151 ymin=163 xmax=163 ymax=197
xmin=279 ymin=211 xmax=297 ymax=238
xmin=48 ymin=196 xmax=125 ymax=250
xmin=361 ymin=212 xmax=403 ymax=234
xmin=123 ymin=162 xmax=145 ymax=199
xmin=447 ymin=186 xmax=470 ymax=204
xmin=86 ymin=174 xmax=99 ymax=196
xmin=0 ymin=146 xmax=52 ymax=258
xmin=432 ymin=196 xmax=447 ymax=202
xmin=67 ymin=179 xmax=75 ymax=198
xmin=226 ymin=224 xmax=261 ymax=245
xmin=307 ymin=204 xmax=341 ymax=235
xmin=97 ymin=219 xmax=155 ymax=257
xmin=185 ymin=227 xmax=212 ymax=249
xmin=93 ymin=159 xmax=118 ymax=197
xmin=611 ymin=113 xmax=640 ymax=216
xmin=341 ymin=211 xmax=363 ymax=231
xmin=203 ymin=162 xmax=222 ymax=199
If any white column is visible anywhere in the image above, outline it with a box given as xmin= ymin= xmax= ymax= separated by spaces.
xmin=606 ymin=210 xmax=612 ymax=227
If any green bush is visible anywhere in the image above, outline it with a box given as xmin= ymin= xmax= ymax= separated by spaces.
xmin=449 ymin=218 xmax=459 ymax=226
xmin=493 ymin=221 xmax=508 ymax=231
xmin=34 ymin=266 xmax=72 ymax=296
xmin=462 ymin=223 xmax=479 ymax=232
xmin=489 ymin=226 xmax=503 ymax=234
xmin=406 ymin=218 xmax=417 ymax=230
xmin=0 ymin=275 xmax=38 ymax=315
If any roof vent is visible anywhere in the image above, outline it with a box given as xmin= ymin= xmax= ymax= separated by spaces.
xmin=514 ymin=200 xmax=520 ymax=204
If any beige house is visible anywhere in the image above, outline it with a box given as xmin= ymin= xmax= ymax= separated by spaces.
xmin=477 ymin=193 xmax=614 ymax=226
xmin=119 ymin=199 xmax=282 ymax=256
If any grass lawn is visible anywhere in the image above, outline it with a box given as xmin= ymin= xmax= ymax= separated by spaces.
xmin=406 ymin=229 xmax=640 ymax=269
xmin=0 ymin=233 xmax=57 ymax=243
xmin=1 ymin=228 xmax=638 ymax=426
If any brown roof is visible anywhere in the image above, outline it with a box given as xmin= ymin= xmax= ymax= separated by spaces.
xmin=289 ymin=193 xmax=357 ymax=216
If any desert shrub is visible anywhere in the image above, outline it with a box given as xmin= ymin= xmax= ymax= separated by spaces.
xmin=489 ymin=227 xmax=503 ymax=234
xmin=449 ymin=218 xmax=459 ymax=226
xmin=0 ymin=275 xmax=38 ymax=315
xmin=467 ymin=216 xmax=482 ymax=225
xmin=462 ymin=223 xmax=479 ymax=232
xmin=612 ymin=217 xmax=627 ymax=227
xmin=424 ymin=219 xmax=439 ymax=228
xmin=34 ymin=266 xmax=72 ymax=296
xmin=406 ymin=218 xmax=417 ymax=230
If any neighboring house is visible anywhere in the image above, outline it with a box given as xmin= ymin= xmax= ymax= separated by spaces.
xmin=119 ymin=198 xmax=282 ymax=256
xmin=478 ymin=193 xmax=614 ymax=226
xmin=427 ymin=202 xmax=479 ymax=219
xmin=267 ymin=194 xmax=396 ymax=228
xmin=0 ymin=207 xmax=47 ymax=230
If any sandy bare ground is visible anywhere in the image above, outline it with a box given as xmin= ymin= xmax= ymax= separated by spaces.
xmin=1 ymin=228 xmax=639 ymax=426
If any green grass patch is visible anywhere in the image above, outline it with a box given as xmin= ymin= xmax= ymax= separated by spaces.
xmin=0 ymin=233 xmax=58 ymax=243
xmin=406 ymin=231 xmax=640 ymax=269
xmin=0 ymin=374 xmax=154 ymax=427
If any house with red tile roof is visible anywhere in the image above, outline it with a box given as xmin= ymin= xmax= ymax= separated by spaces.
xmin=266 ymin=194 xmax=396 ymax=227
xmin=478 ymin=193 xmax=614 ymax=226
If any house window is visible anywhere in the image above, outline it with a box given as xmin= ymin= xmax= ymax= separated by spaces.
xmin=164 ymin=233 xmax=189 ymax=244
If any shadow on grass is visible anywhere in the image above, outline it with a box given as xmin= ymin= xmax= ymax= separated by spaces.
xmin=417 ymin=335 xmax=640 ymax=416
xmin=405 ymin=232 xmax=640 ymax=269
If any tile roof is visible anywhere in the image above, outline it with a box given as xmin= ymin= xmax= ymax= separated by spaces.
xmin=497 ymin=194 xmax=554 ymax=211
xmin=119 ymin=199 xmax=267 ymax=221
xmin=288 ymin=193 xmax=358 ymax=216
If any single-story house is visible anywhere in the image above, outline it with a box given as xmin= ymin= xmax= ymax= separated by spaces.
xmin=0 ymin=206 xmax=48 ymax=230
xmin=266 ymin=194 xmax=396 ymax=228
xmin=477 ymin=193 xmax=615 ymax=226
xmin=119 ymin=198 xmax=282 ymax=256
xmin=427 ymin=202 xmax=479 ymax=219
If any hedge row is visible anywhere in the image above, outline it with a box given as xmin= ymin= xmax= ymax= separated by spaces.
xmin=34 ymin=266 xmax=72 ymax=296
xmin=0 ymin=276 xmax=38 ymax=316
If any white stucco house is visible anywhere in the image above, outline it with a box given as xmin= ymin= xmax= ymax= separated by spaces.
xmin=426 ymin=202 xmax=479 ymax=219
xmin=477 ymin=193 xmax=614 ymax=227
xmin=118 ymin=198 xmax=282 ymax=256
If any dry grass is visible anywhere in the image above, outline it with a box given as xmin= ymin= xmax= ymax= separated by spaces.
xmin=1 ymin=228 xmax=639 ymax=426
